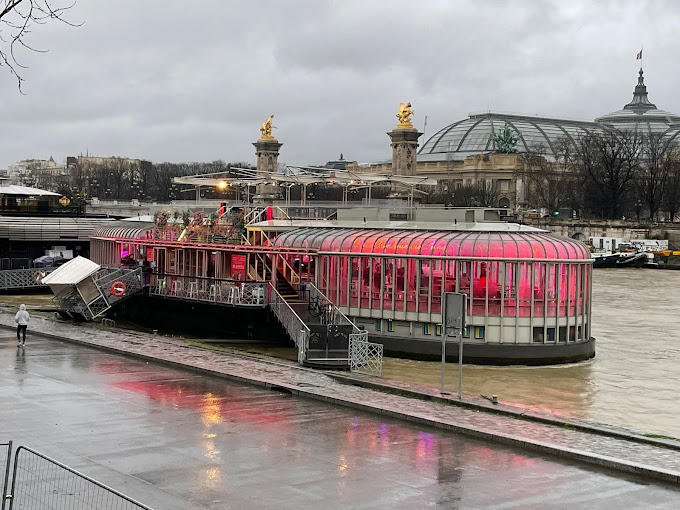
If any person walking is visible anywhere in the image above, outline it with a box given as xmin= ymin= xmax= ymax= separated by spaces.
xmin=14 ymin=304 xmax=29 ymax=346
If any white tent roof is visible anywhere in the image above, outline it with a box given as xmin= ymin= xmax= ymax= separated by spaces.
xmin=41 ymin=256 xmax=101 ymax=285
xmin=0 ymin=185 xmax=60 ymax=196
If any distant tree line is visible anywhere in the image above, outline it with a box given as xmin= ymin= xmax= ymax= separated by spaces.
xmin=517 ymin=131 xmax=680 ymax=221
xmin=59 ymin=159 xmax=256 ymax=202
xmin=58 ymin=158 xmax=392 ymax=203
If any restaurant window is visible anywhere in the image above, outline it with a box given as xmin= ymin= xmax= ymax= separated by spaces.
xmin=533 ymin=327 xmax=544 ymax=343
xmin=558 ymin=326 xmax=567 ymax=342
xmin=547 ymin=327 xmax=556 ymax=342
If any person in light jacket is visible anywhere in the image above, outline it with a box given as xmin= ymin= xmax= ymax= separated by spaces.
xmin=14 ymin=304 xmax=29 ymax=346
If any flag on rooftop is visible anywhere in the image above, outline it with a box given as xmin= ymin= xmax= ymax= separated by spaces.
xmin=636 ymin=49 xmax=643 ymax=60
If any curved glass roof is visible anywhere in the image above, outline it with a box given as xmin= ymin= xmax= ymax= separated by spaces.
xmin=276 ymin=227 xmax=591 ymax=261
xmin=595 ymin=69 xmax=680 ymax=139
xmin=419 ymin=113 xmax=605 ymax=160
xmin=419 ymin=69 xmax=680 ymax=161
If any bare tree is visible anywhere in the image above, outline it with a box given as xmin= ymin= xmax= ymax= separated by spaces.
xmin=474 ymin=180 xmax=500 ymax=207
xmin=572 ymin=131 xmax=643 ymax=219
xmin=662 ymin=158 xmax=680 ymax=222
xmin=639 ymin=133 xmax=678 ymax=220
xmin=518 ymin=140 xmax=578 ymax=212
xmin=0 ymin=0 xmax=79 ymax=91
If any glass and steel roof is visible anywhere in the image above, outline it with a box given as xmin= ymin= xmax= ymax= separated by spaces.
xmin=419 ymin=69 xmax=680 ymax=161
xmin=276 ymin=227 xmax=592 ymax=261
xmin=595 ymin=69 xmax=680 ymax=139
xmin=419 ymin=113 xmax=605 ymax=161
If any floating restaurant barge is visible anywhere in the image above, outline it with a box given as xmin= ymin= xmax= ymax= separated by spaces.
xmin=89 ymin=207 xmax=595 ymax=365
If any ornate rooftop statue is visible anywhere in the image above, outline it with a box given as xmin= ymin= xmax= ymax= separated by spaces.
xmin=395 ymin=102 xmax=415 ymax=129
xmin=259 ymin=114 xmax=276 ymax=140
xmin=490 ymin=123 xmax=522 ymax=153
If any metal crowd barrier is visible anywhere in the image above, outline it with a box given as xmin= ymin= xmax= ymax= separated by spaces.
xmin=348 ymin=330 xmax=384 ymax=377
xmin=5 ymin=445 xmax=153 ymax=510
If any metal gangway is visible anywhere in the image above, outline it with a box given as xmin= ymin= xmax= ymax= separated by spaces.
xmin=49 ymin=266 xmax=144 ymax=321
xmin=267 ymin=281 xmax=383 ymax=375
xmin=0 ymin=267 xmax=57 ymax=291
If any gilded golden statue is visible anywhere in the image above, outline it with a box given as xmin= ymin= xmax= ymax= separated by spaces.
xmin=260 ymin=114 xmax=276 ymax=140
xmin=395 ymin=102 xmax=415 ymax=128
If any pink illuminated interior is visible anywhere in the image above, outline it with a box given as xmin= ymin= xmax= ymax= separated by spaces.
xmin=277 ymin=228 xmax=591 ymax=319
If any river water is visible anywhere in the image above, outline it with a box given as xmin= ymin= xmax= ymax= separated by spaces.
xmin=380 ymin=268 xmax=680 ymax=439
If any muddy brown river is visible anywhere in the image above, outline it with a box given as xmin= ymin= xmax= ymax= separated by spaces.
xmin=4 ymin=268 xmax=679 ymax=439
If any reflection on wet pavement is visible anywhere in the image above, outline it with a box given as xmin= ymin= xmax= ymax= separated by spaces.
xmin=0 ymin=335 xmax=678 ymax=509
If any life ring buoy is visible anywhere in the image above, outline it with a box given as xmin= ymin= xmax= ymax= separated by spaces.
xmin=110 ymin=281 xmax=126 ymax=297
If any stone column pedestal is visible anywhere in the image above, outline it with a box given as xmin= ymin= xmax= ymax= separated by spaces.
xmin=253 ymin=138 xmax=283 ymax=174
xmin=253 ymin=138 xmax=283 ymax=203
xmin=388 ymin=128 xmax=422 ymax=176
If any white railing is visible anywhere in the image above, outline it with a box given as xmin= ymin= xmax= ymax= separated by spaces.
xmin=0 ymin=266 xmax=57 ymax=290
xmin=307 ymin=282 xmax=359 ymax=332
xmin=349 ymin=330 xmax=384 ymax=377
xmin=149 ymin=274 xmax=266 ymax=307
xmin=267 ymin=282 xmax=310 ymax=364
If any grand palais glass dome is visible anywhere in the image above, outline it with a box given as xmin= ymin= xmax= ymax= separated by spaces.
xmin=419 ymin=69 xmax=680 ymax=161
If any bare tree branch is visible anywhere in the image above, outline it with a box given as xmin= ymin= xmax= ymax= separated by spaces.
xmin=0 ymin=0 xmax=80 ymax=92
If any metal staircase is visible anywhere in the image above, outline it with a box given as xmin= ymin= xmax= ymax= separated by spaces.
xmin=267 ymin=280 xmax=361 ymax=369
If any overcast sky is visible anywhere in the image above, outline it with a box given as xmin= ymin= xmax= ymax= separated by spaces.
xmin=0 ymin=0 xmax=678 ymax=169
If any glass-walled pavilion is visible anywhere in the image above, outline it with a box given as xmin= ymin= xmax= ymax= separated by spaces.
xmin=276 ymin=226 xmax=594 ymax=363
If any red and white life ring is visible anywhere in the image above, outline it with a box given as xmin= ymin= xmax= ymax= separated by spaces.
xmin=110 ymin=281 xmax=126 ymax=297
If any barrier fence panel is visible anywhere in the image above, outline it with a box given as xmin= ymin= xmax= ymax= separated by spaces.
xmin=1 ymin=442 xmax=11 ymax=510
xmin=8 ymin=446 xmax=153 ymax=510
xmin=349 ymin=331 xmax=384 ymax=377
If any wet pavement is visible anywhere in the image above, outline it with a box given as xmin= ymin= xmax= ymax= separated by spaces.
xmin=1 ymin=332 xmax=680 ymax=508
xmin=0 ymin=313 xmax=680 ymax=508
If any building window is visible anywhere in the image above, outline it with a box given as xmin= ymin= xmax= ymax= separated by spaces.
xmin=547 ymin=327 xmax=556 ymax=342
xmin=533 ymin=327 xmax=544 ymax=343
xmin=474 ymin=326 xmax=485 ymax=339
xmin=423 ymin=323 xmax=431 ymax=335
xmin=463 ymin=326 xmax=470 ymax=338
xmin=435 ymin=324 xmax=442 ymax=336
xmin=387 ymin=319 xmax=394 ymax=332
xmin=569 ymin=326 xmax=576 ymax=342
xmin=376 ymin=319 xmax=381 ymax=332
xmin=559 ymin=326 xmax=567 ymax=342
xmin=577 ymin=325 xmax=582 ymax=340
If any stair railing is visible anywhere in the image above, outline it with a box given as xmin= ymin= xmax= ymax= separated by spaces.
xmin=267 ymin=282 xmax=310 ymax=364
xmin=275 ymin=253 xmax=301 ymax=287
xmin=306 ymin=282 xmax=359 ymax=333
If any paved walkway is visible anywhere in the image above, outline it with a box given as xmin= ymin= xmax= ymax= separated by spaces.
xmin=3 ymin=311 xmax=680 ymax=485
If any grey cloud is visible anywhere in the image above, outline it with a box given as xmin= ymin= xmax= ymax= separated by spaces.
xmin=1 ymin=0 xmax=680 ymax=169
